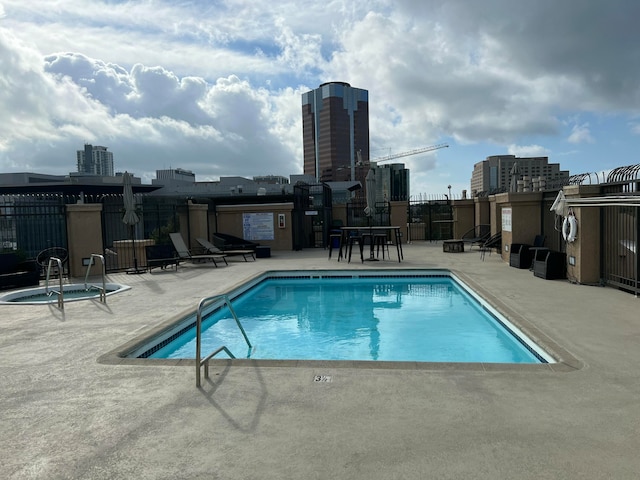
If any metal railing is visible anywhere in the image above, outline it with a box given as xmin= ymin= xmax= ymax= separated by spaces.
xmin=195 ymin=294 xmax=252 ymax=387
xmin=45 ymin=257 xmax=64 ymax=309
xmin=84 ymin=254 xmax=107 ymax=303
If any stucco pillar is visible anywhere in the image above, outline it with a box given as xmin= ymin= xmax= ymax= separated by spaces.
xmin=452 ymin=199 xmax=474 ymax=238
xmin=187 ymin=202 xmax=209 ymax=251
xmin=474 ymin=196 xmax=490 ymax=227
xmin=66 ymin=203 xmax=104 ymax=278
xmin=389 ymin=201 xmax=408 ymax=241
xmin=563 ymin=185 xmax=601 ymax=284
xmin=494 ymin=192 xmax=543 ymax=262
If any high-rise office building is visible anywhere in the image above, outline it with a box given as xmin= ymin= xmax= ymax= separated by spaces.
xmin=470 ymin=155 xmax=569 ymax=195
xmin=302 ymin=82 xmax=369 ymax=187
xmin=76 ymin=144 xmax=115 ymax=176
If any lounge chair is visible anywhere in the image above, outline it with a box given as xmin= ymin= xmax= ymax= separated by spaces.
xmin=196 ymin=238 xmax=255 ymax=261
xmin=212 ymin=233 xmax=260 ymax=252
xmin=461 ymin=224 xmax=491 ymax=250
xmin=145 ymin=244 xmax=180 ymax=272
xmin=169 ymin=233 xmax=228 ymax=267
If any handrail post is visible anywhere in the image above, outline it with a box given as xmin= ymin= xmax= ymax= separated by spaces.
xmin=196 ymin=304 xmax=203 ymax=387
xmin=84 ymin=254 xmax=107 ymax=303
xmin=45 ymin=257 xmax=64 ymax=309
xmin=195 ymin=294 xmax=252 ymax=387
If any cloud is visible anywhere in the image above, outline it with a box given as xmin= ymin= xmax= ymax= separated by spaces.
xmin=0 ymin=29 xmax=300 ymax=179
xmin=329 ymin=10 xmax=561 ymax=150
xmin=507 ymin=144 xmax=551 ymax=157
xmin=2 ymin=0 xmax=640 ymax=197
xmin=567 ymin=123 xmax=595 ymax=144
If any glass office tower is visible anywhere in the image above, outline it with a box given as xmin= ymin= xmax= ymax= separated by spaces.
xmin=302 ymin=82 xmax=370 ymax=186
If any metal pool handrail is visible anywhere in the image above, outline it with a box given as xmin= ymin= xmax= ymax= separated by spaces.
xmin=195 ymin=294 xmax=252 ymax=387
xmin=83 ymin=254 xmax=107 ymax=303
xmin=45 ymin=257 xmax=64 ymax=309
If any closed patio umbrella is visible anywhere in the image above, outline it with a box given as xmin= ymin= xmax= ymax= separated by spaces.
xmin=364 ymin=168 xmax=378 ymax=261
xmin=364 ymin=168 xmax=377 ymax=220
xmin=122 ymin=171 xmax=143 ymax=274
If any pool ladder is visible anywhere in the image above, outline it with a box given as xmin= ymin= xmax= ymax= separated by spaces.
xmin=44 ymin=254 xmax=107 ymax=309
xmin=83 ymin=254 xmax=107 ymax=303
xmin=195 ymin=294 xmax=252 ymax=387
xmin=45 ymin=257 xmax=65 ymax=309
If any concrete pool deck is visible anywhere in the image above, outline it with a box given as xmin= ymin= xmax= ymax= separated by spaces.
xmin=1 ymin=242 xmax=639 ymax=479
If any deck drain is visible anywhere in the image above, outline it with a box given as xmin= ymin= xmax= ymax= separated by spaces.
xmin=313 ymin=375 xmax=332 ymax=383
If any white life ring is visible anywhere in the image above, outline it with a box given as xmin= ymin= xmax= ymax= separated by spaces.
xmin=562 ymin=215 xmax=578 ymax=243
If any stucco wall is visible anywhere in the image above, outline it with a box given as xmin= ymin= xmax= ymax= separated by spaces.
xmin=214 ymin=203 xmax=294 ymax=251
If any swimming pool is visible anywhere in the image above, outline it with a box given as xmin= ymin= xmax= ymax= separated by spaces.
xmin=125 ymin=270 xmax=555 ymax=364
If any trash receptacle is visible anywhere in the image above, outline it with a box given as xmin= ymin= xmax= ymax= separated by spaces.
xmin=330 ymin=230 xmax=341 ymax=248
xmin=255 ymin=246 xmax=271 ymax=258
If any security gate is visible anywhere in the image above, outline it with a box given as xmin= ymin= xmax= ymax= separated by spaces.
xmin=407 ymin=200 xmax=453 ymax=242
xmin=601 ymin=204 xmax=639 ymax=295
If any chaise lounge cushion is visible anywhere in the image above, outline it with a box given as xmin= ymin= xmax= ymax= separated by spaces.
xmin=0 ymin=253 xmax=40 ymax=290
xmin=212 ymin=233 xmax=260 ymax=251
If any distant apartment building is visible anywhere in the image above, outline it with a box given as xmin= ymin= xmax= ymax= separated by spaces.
xmin=76 ymin=144 xmax=114 ymax=176
xmin=302 ymin=82 xmax=370 ymax=186
xmin=470 ymin=155 xmax=569 ymax=195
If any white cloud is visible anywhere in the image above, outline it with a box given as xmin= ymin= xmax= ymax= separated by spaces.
xmin=1 ymin=0 xmax=640 ymax=197
xmin=567 ymin=123 xmax=595 ymax=144
xmin=507 ymin=144 xmax=551 ymax=157
xmin=0 ymin=29 xmax=299 ymax=178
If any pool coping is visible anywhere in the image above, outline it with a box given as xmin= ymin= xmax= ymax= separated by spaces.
xmin=97 ymin=268 xmax=582 ymax=373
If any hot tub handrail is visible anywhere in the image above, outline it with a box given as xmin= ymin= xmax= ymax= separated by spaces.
xmin=83 ymin=254 xmax=107 ymax=303
xmin=195 ymin=294 xmax=251 ymax=387
xmin=45 ymin=257 xmax=64 ymax=309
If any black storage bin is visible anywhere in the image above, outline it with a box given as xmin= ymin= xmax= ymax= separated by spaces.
xmin=533 ymin=250 xmax=566 ymax=280
xmin=509 ymin=244 xmax=532 ymax=269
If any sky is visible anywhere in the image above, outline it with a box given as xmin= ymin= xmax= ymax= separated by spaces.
xmin=1 ymin=0 xmax=639 ymax=199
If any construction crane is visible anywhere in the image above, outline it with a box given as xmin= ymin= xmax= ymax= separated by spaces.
xmin=370 ymin=143 xmax=449 ymax=163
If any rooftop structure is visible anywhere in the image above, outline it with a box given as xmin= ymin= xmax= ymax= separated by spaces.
xmin=470 ymin=155 xmax=569 ymax=195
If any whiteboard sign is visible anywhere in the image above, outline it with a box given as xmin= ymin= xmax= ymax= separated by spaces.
xmin=243 ymin=212 xmax=274 ymax=240
xmin=502 ymin=207 xmax=512 ymax=232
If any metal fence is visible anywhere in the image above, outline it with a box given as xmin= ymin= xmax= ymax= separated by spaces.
xmin=0 ymin=193 xmax=69 ymax=261
xmin=345 ymin=199 xmax=390 ymax=227
xmin=292 ymin=183 xmax=333 ymax=250
xmin=599 ymin=182 xmax=639 ymax=295
xmin=407 ymin=200 xmax=453 ymax=242
xmin=100 ymin=195 xmax=185 ymax=272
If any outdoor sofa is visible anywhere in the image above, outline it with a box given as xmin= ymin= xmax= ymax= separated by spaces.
xmin=0 ymin=252 xmax=40 ymax=290
xmin=145 ymin=245 xmax=181 ymax=272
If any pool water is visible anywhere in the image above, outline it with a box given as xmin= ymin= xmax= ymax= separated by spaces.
xmin=147 ymin=274 xmax=550 ymax=363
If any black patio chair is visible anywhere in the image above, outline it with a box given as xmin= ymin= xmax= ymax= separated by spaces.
xmin=36 ymin=247 xmax=68 ymax=278
xmin=461 ymin=224 xmax=491 ymax=250
xmin=479 ymin=231 xmax=502 ymax=261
